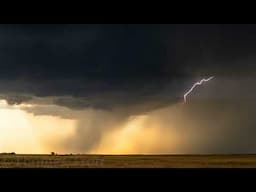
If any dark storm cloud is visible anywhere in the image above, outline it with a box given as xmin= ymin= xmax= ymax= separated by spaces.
xmin=0 ymin=95 xmax=32 ymax=105
xmin=0 ymin=24 xmax=256 ymax=110
xmin=0 ymin=24 xmax=183 ymax=110
xmin=0 ymin=24 xmax=172 ymax=79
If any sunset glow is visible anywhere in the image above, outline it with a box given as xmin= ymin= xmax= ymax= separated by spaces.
xmin=0 ymin=100 xmax=77 ymax=154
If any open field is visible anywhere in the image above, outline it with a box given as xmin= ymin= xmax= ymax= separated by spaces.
xmin=1 ymin=154 xmax=256 ymax=168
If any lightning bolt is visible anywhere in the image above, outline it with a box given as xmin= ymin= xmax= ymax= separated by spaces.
xmin=183 ymin=76 xmax=214 ymax=103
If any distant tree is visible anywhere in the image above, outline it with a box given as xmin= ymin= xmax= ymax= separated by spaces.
xmin=51 ymin=152 xmax=55 ymax=155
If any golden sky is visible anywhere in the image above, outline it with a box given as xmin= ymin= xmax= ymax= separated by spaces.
xmin=0 ymin=100 xmax=77 ymax=154
xmin=0 ymin=99 xmax=182 ymax=154
xmin=0 ymin=94 xmax=249 ymax=154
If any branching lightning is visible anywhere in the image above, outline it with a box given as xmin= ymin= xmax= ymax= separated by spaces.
xmin=183 ymin=76 xmax=214 ymax=103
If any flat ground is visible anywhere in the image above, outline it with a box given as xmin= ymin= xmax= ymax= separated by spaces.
xmin=1 ymin=154 xmax=256 ymax=168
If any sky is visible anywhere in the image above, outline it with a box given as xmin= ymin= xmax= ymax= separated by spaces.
xmin=0 ymin=24 xmax=256 ymax=154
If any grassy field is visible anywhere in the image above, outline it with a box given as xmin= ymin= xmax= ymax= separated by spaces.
xmin=1 ymin=154 xmax=256 ymax=168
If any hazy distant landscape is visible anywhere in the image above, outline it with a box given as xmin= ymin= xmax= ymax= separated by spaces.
xmin=1 ymin=154 xmax=256 ymax=168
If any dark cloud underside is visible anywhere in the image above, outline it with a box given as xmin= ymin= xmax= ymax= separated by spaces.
xmin=0 ymin=24 xmax=256 ymax=110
